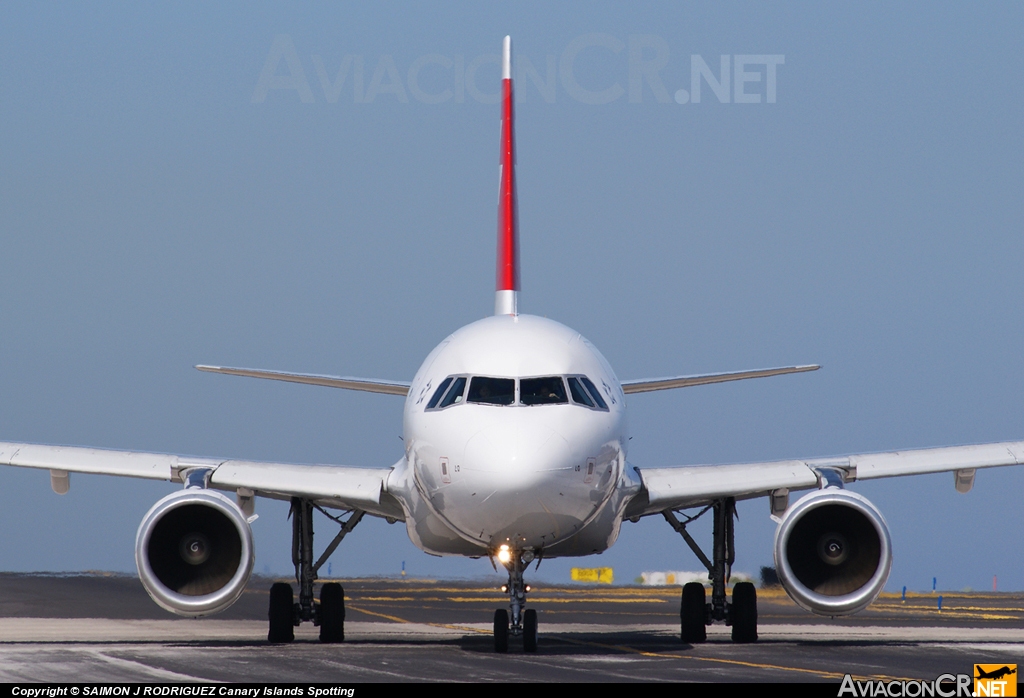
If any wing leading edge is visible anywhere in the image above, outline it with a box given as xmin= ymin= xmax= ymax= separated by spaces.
xmin=197 ymin=363 xmax=815 ymax=396
xmin=195 ymin=365 xmax=411 ymax=396
xmin=621 ymin=364 xmax=820 ymax=394
xmin=629 ymin=439 xmax=1024 ymax=517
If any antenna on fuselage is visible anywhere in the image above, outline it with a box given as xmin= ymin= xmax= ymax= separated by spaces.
xmin=495 ymin=35 xmax=519 ymax=317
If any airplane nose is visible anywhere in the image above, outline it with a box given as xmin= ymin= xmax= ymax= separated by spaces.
xmin=455 ymin=417 xmax=585 ymax=547
xmin=463 ymin=421 xmax=572 ymax=483
xmin=428 ymin=410 xmax=617 ymax=549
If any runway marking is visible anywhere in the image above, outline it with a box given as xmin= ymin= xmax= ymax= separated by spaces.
xmin=454 ymin=597 xmax=667 ymax=604
xmin=867 ymin=605 xmax=1022 ymax=621
xmin=556 ymin=637 xmax=916 ymax=682
xmin=354 ymin=595 xmax=668 ymax=604
xmin=519 ymin=608 xmax=676 ymax=617
xmin=319 ymin=658 xmax=446 ymax=682
xmin=354 ymin=596 xmax=664 ymax=604
xmin=350 ymin=586 xmax=682 ymax=598
xmin=350 ymin=589 xmax=1015 ymax=609
xmin=355 ymin=596 xmax=419 ymax=601
xmin=351 ymin=593 xmax=1023 ymax=627
xmin=934 ymin=643 xmax=1024 ymax=653
xmin=351 ymin=586 xmax=506 ymax=594
xmin=90 ymin=650 xmax=217 ymax=683
xmin=347 ymin=604 xmax=489 ymax=635
xmin=873 ymin=601 xmax=1024 ymax=612
xmin=356 ymin=593 xmax=675 ymax=597
xmin=354 ymin=603 xmax=678 ymax=619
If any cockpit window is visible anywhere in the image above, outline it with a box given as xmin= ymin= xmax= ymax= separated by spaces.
xmin=426 ymin=377 xmax=454 ymax=409
xmin=567 ymin=376 xmax=595 ymax=407
xmin=579 ymin=376 xmax=609 ymax=409
xmin=467 ymin=376 xmax=515 ymax=405
xmin=426 ymin=374 xmax=608 ymax=410
xmin=437 ymin=376 xmax=467 ymax=408
xmin=520 ymin=376 xmax=568 ymax=405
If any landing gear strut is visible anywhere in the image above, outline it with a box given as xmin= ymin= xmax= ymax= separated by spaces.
xmin=492 ymin=545 xmax=538 ymax=653
xmin=663 ymin=497 xmax=758 ymax=643
xmin=268 ymin=497 xmax=364 ymax=643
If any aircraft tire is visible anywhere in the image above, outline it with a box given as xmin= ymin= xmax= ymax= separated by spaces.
xmin=523 ymin=609 xmax=538 ymax=652
xmin=268 ymin=582 xmax=295 ymax=643
xmin=319 ymin=583 xmax=345 ymax=643
xmin=730 ymin=582 xmax=758 ymax=643
xmin=681 ymin=582 xmax=707 ymax=643
xmin=493 ymin=608 xmax=509 ymax=653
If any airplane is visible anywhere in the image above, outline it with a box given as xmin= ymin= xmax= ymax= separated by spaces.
xmin=975 ymin=667 xmax=1017 ymax=681
xmin=2 ymin=35 xmax=1023 ymax=652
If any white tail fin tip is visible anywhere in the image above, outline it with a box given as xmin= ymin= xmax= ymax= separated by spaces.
xmin=502 ymin=36 xmax=512 ymax=80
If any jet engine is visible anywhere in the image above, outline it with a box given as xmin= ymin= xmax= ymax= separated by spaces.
xmin=135 ymin=489 xmax=255 ymax=616
xmin=773 ymin=488 xmax=892 ymax=615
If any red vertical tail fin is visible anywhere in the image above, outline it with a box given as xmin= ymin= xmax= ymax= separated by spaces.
xmin=495 ymin=35 xmax=519 ymax=316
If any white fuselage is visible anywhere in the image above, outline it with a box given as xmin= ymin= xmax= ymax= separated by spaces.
xmin=385 ymin=314 xmax=642 ymax=559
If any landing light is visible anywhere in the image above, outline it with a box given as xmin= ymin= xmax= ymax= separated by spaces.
xmin=497 ymin=545 xmax=512 ymax=564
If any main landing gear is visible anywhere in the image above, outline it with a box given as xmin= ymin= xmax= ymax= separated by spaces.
xmin=663 ymin=497 xmax=758 ymax=643
xmin=268 ymin=497 xmax=365 ymax=643
xmin=492 ymin=544 xmax=539 ymax=653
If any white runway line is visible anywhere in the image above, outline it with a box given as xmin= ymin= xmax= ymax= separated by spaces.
xmin=88 ymin=650 xmax=216 ymax=683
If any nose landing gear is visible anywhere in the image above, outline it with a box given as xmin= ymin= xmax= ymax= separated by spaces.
xmin=492 ymin=544 xmax=539 ymax=653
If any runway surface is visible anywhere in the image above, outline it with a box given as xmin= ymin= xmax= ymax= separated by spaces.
xmin=0 ymin=574 xmax=1020 ymax=683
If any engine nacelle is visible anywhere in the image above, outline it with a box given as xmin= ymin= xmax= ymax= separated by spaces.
xmin=135 ymin=489 xmax=255 ymax=617
xmin=773 ymin=488 xmax=892 ymax=616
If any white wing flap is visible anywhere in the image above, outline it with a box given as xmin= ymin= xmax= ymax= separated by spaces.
xmin=0 ymin=442 xmax=177 ymax=480
xmin=635 ymin=439 xmax=1024 ymax=516
xmin=210 ymin=461 xmax=386 ymax=509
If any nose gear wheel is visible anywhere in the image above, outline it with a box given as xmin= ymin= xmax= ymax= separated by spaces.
xmin=492 ymin=546 xmax=539 ymax=652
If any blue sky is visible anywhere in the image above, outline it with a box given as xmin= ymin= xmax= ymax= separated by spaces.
xmin=1 ymin=3 xmax=1022 ymax=593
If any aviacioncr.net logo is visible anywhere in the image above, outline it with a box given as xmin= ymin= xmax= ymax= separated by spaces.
xmin=974 ymin=664 xmax=1017 ymax=697
xmin=839 ymin=674 xmax=973 ymax=697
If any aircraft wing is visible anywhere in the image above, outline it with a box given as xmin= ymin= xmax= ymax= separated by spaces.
xmin=0 ymin=441 xmax=401 ymax=519
xmin=195 ymin=365 xmax=411 ymax=396
xmin=621 ymin=365 xmax=819 ymax=394
xmin=628 ymin=439 xmax=1024 ymax=517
